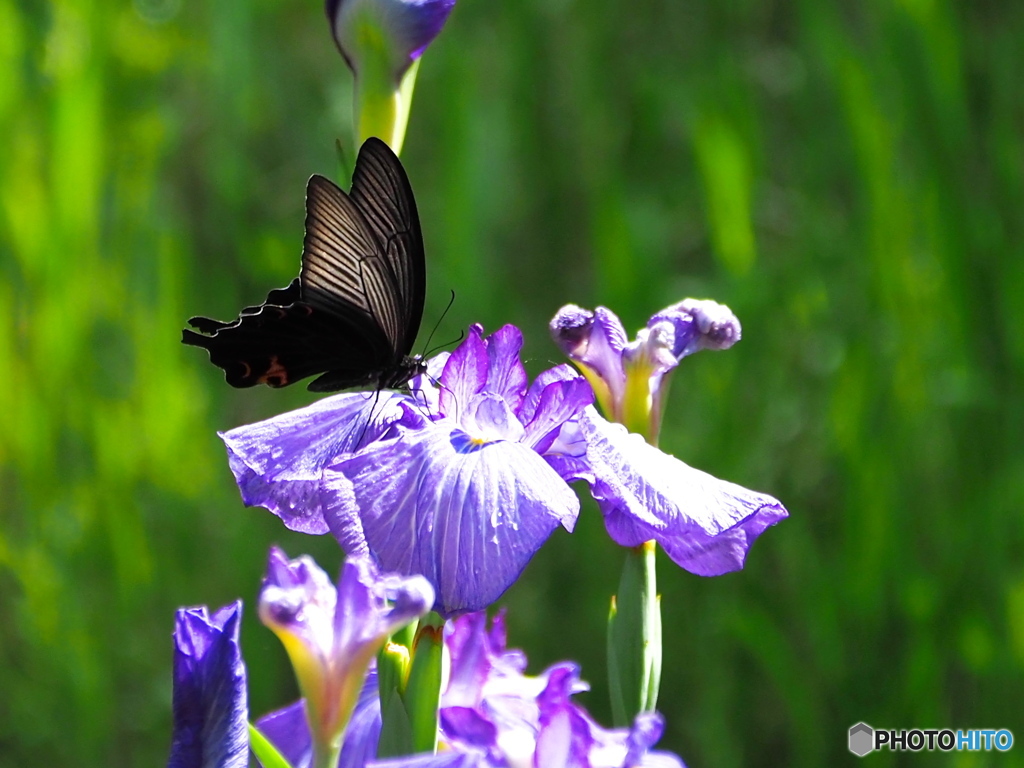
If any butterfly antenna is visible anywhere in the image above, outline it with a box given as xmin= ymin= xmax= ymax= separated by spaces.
xmin=425 ymin=371 xmax=465 ymax=421
xmin=420 ymin=290 xmax=457 ymax=358
xmin=400 ymin=365 xmax=460 ymax=422
xmin=354 ymin=387 xmax=386 ymax=448
xmin=404 ymin=380 xmax=434 ymax=420
xmin=427 ymin=329 xmax=465 ymax=358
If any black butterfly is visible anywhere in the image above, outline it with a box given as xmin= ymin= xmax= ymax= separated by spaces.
xmin=182 ymin=137 xmax=426 ymax=392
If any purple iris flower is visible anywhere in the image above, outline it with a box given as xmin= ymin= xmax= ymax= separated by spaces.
xmin=326 ymin=0 xmax=457 ymax=79
xmin=550 ymin=302 xmax=787 ymax=575
xmin=258 ymin=548 xmax=433 ymax=761
xmin=369 ymin=612 xmax=685 ymax=768
xmin=168 ymin=602 xmax=248 ymax=768
xmin=324 ymin=324 xmax=593 ymax=616
xmin=224 ymin=325 xmax=593 ymax=618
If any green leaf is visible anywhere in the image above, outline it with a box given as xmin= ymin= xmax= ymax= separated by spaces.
xmin=376 ymin=686 xmax=415 ymax=759
xmin=248 ymin=722 xmax=294 ymax=768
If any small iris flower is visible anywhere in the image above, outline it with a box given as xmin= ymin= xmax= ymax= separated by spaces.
xmin=167 ymin=602 xmax=249 ymax=768
xmin=326 ymin=0 xmax=456 ymax=153
xmin=549 ymin=301 xmax=786 ymax=576
xmin=258 ymin=548 xmax=434 ymax=765
xmin=550 ymin=300 xmax=741 ymax=442
xmin=370 ymin=612 xmax=685 ymax=768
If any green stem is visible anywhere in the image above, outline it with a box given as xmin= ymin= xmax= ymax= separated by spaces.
xmin=405 ymin=614 xmax=444 ymax=753
xmin=352 ymin=54 xmax=419 ymax=155
xmin=312 ymin=737 xmax=342 ymax=768
xmin=607 ymin=540 xmax=662 ymax=726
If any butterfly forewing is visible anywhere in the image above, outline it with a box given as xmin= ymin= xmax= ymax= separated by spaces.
xmin=347 ymin=139 xmax=425 ymax=354
xmin=300 ymin=179 xmax=384 ymax=323
xmin=183 ymin=137 xmax=427 ymax=392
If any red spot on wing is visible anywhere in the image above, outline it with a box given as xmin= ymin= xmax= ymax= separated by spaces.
xmin=258 ymin=356 xmax=290 ymax=387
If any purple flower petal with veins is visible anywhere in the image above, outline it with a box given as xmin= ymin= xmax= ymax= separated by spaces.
xmin=579 ymin=409 xmax=787 ymax=575
xmin=168 ymin=602 xmax=248 ymax=768
xmin=220 ymin=355 xmax=445 ymax=537
xmin=445 ymin=611 xmax=527 ymax=709
xmin=256 ymin=610 xmax=685 ymax=768
xmin=324 ymin=424 xmax=578 ymax=617
xmin=549 ymin=300 xmax=785 ymax=570
xmin=324 ymin=326 xmax=589 ymax=617
xmin=221 ymin=392 xmax=410 ymax=535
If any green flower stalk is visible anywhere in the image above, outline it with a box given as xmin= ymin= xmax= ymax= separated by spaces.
xmin=608 ymin=540 xmax=662 ymax=726
xmin=326 ymin=0 xmax=456 ymax=154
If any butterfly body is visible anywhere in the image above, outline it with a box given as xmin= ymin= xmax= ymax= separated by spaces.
xmin=183 ymin=138 xmax=426 ymax=392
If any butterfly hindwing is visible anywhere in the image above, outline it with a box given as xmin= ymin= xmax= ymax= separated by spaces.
xmin=183 ymin=283 xmax=387 ymax=389
xmin=182 ymin=137 xmax=426 ymax=392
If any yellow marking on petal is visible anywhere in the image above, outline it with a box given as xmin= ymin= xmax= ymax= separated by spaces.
xmin=623 ymin=364 xmax=655 ymax=441
xmin=572 ymin=362 xmax=616 ymax=421
xmin=265 ymin=625 xmax=329 ymax=721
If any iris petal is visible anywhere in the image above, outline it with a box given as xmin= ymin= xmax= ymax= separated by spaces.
xmin=549 ymin=305 xmax=631 ymax=420
xmin=649 ymin=299 xmax=741 ymax=359
xmin=327 ymin=0 xmax=457 ymax=77
xmin=221 ymin=393 xmax=407 ymax=534
xmin=168 ymin=603 xmax=248 ymax=768
xmin=580 ymin=411 xmax=788 ymax=575
xmin=370 ymin=754 xmax=481 ymax=768
xmin=480 ymin=324 xmax=529 ymax=411
xmin=258 ymin=549 xmax=432 ymax=751
xmin=521 ymin=377 xmax=594 ymax=453
xmin=324 ymin=422 xmax=579 ymax=616
xmin=255 ymin=671 xmax=383 ymax=768
xmin=426 ymin=614 xmax=685 ymax=768
xmin=439 ymin=325 xmax=489 ymax=422
xmin=255 ymin=700 xmax=312 ymax=768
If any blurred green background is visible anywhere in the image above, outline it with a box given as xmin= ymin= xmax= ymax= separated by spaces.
xmin=2 ymin=0 xmax=1022 ymax=765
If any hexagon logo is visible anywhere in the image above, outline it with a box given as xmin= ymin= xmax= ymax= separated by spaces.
xmin=849 ymin=722 xmax=874 ymax=757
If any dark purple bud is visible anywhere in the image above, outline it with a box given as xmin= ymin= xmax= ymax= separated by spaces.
xmin=168 ymin=603 xmax=248 ymax=768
